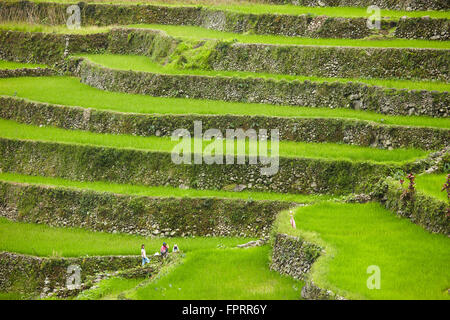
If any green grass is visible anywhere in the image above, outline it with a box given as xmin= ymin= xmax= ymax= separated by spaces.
xmin=78 ymin=53 xmax=450 ymax=92
xmin=0 ymin=172 xmax=331 ymax=203
xmin=0 ymin=60 xmax=47 ymax=69
xmin=129 ymin=24 xmax=450 ymax=49
xmin=129 ymin=246 xmax=303 ymax=300
xmin=2 ymin=76 xmax=449 ymax=129
xmin=0 ymin=22 xmax=112 ymax=34
xmin=415 ymin=173 xmax=449 ymax=202
xmin=0 ymin=217 xmax=249 ymax=257
xmin=275 ymin=202 xmax=450 ymax=300
xmin=0 ymin=118 xmax=430 ymax=163
xmin=0 ymin=218 xmax=302 ymax=300
xmin=14 ymin=1 xmax=450 ymax=19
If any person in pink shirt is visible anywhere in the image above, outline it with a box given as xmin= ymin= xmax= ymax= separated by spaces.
xmin=160 ymin=242 xmax=169 ymax=258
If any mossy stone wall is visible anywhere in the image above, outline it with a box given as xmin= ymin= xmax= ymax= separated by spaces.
xmin=0 ymin=1 xmax=446 ymax=40
xmin=0 ymin=251 xmax=141 ymax=296
xmin=0 ymin=138 xmax=406 ymax=195
xmin=73 ymin=57 xmax=449 ymax=117
xmin=208 ymin=42 xmax=450 ymax=82
xmin=0 ymin=181 xmax=292 ymax=237
xmin=265 ymin=0 xmax=449 ymax=11
xmin=0 ymin=30 xmax=108 ymax=65
xmin=0 ymin=67 xmax=56 ymax=78
xmin=1 ymin=96 xmax=449 ymax=150
xmin=372 ymin=177 xmax=450 ymax=234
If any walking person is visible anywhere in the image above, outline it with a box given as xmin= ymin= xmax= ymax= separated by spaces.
xmin=141 ymin=244 xmax=150 ymax=266
xmin=290 ymin=210 xmax=296 ymax=229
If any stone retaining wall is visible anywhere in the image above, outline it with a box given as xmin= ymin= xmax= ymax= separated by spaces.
xmin=0 ymin=30 xmax=109 ymax=65
xmin=270 ymin=233 xmax=321 ymax=280
xmin=73 ymin=58 xmax=449 ymax=117
xmin=208 ymin=42 xmax=450 ymax=82
xmin=265 ymin=0 xmax=449 ymax=11
xmin=0 ymin=138 xmax=411 ymax=195
xmin=270 ymin=233 xmax=344 ymax=300
xmin=372 ymin=176 xmax=450 ymax=234
xmin=0 ymin=67 xmax=56 ymax=78
xmin=0 ymin=251 xmax=142 ymax=296
xmin=0 ymin=1 xmax=390 ymax=39
xmin=0 ymin=1 xmax=446 ymax=40
xmin=394 ymin=17 xmax=449 ymax=41
xmin=0 ymin=180 xmax=292 ymax=237
xmin=1 ymin=96 xmax=448 ymax=150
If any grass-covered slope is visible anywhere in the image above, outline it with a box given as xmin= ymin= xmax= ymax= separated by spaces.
xmin=1 ymin=77 xmax=448 ymax=129
xmin=275 ymin=202 xmax=450 ymax=300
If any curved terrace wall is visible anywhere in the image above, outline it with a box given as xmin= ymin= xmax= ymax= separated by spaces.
xmin=107 ymin=27 xmax=450 ymax=82
xmin=1 ymin=96 xmax=449 ymax=150
xmin=270 ymin=233 xmax=343 ymax=300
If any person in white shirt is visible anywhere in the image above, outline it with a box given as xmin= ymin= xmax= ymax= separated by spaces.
xmin=141 ymin=244 xmax=150 ymax=266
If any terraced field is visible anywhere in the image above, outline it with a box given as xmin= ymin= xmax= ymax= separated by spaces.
xmin=0 ymin=0 xmax=448 ymax=301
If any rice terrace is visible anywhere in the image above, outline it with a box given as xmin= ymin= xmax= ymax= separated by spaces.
xmin=0 ymin=0 xmax=448 ymax=305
